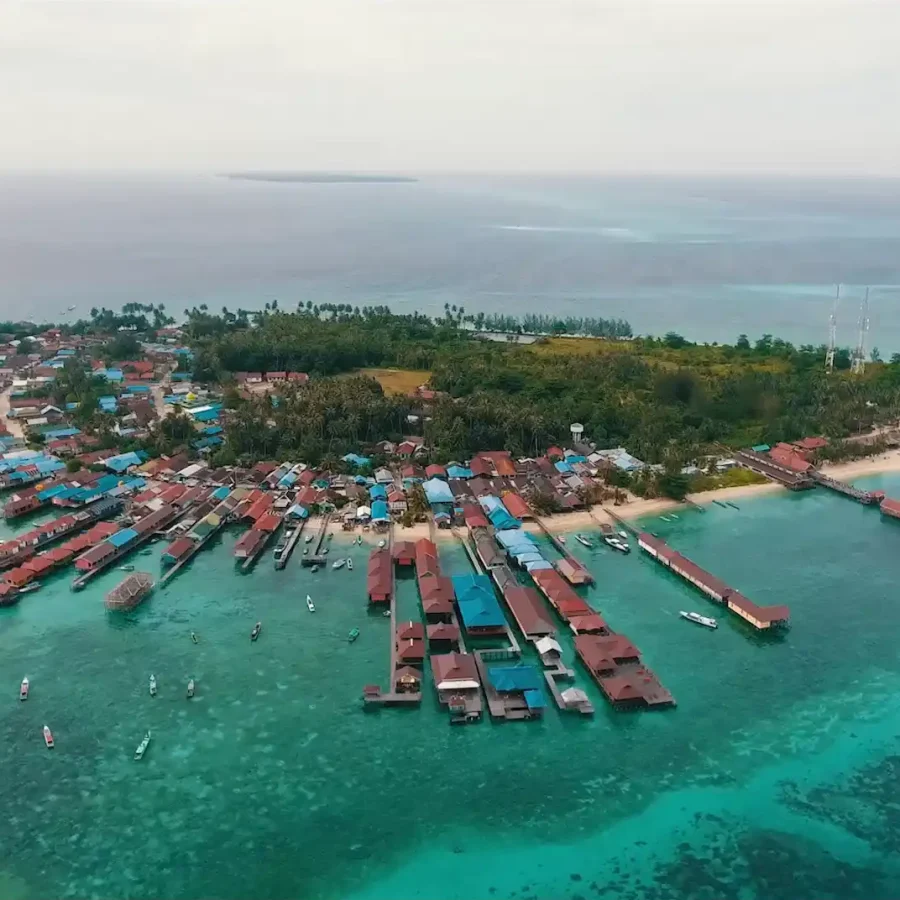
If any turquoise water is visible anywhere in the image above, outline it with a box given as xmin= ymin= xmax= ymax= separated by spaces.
xmin=3 ymin=481 xmax=900 ymax=899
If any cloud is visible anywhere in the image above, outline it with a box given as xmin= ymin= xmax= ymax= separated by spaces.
xmin=1 ymin=0 xmax=897 ymax=173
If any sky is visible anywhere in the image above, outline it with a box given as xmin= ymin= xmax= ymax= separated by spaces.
xmin=1 ymin=0 xmax=898 ymax=174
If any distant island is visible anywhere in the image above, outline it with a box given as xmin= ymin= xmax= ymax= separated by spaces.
xmin=223 ymin=172 xmax=418 ymax=184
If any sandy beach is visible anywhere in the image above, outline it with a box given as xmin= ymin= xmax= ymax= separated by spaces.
xmin=352 ymin=449 xmax=900 ymax=540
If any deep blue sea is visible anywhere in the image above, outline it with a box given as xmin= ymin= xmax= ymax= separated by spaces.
xmin=2 ymin=174 xmax=900 ymax=347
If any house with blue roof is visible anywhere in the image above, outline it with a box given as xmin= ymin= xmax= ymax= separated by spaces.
xmin=370 ymin=499 xmax=389 ymax=522
xmin=423 ymin=478 xmax=454 ymax=506
xmin=452 ymin=574 xmax=506 ymax=633
xmin=104 ymin=451 xmax=147 ymax=474
xmin=487 ymin=664 xmax=547 ymax=715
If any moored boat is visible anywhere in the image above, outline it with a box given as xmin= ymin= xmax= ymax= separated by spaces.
xmin=134 ymin=731 xmax=151 ymax=760
xmin=43 ymin=725 xmax=54 ymax=749
xmin=558 ymin=535 xmax=566 ymax=544
xmin=191 ymin=631 xmax=199 ymax=644
xmin=306 ymin=595 xmax=316 ymax=612
xmin=305 ymin=534 xmax=314 ymax=544
xmin=332 ymin=558 xmax=345 ymax=570
xmin=187 ymin=679 xmax=195 ymax=699
xmin=149 ymin=674 xmax=157 ymax=696
xmin=604 ymin=536 xmax=631 ymax=554
xmin=303 ymin=547 xmax=309 ymax=556
xmin=377 ymin=539 xmax=386 ymax=549
xmin=20 ymin=676 xmax=28 ymax=701
xmin=680 ymin=610 xmax=718 ymax=629
xmin=348 ymin=627 xmax=360 ymax=642
xmin=18 ymin=583 xmax=40 ymax=594
xmin=617 ymin=530 xmax=629 ymax=540
xmin=355 ymin=535 xmax=362 ymax=545
xmin=346 ymin=558 xmax=353 ymax=571
xmin=250 ymin=621 xmax=261 ymax=641
xmin=575 ymin=534 xmax=592 ymax=548
xmin=119 ymin=565 xmax=134 ymax=572
xmin=322 ymin=547 xmax=329 ymax=555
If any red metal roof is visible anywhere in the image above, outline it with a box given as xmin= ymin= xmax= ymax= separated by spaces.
xmin=44 ymin=546 xmax=74 ymax=563
xmin=396 ymin=621 xmax=425 ymax=641
xmin=794 ymin=436 xmax=828 ymax=451
xmin=494 ymin=457 xmax=516 ymax=477
xmin=568 ymin=613 xmax=609 ymax=634
xmin=392 ymin=541 xmax=417 ymax=563
xmin=22 ymin=555 xmax=56 ymax=574
xmin=502 ymin=585 xmax=555 ymax=637
xmin=425 ymin=464 xmax=446 ymax=478
xmin=426 ymin=622 xmax=460 ymax=642
xmin=469 ymin=457 xmax=492 ymax=477
xmin=4 ymin=566 xmax=34 ymax=586
xmin=396 ymin=638 xmax=425 ymax=662
xmin=163 ymin=536 xmax=195 ymax=561
xmin=234 ymin=529 xmax=266 ymax=557
xmin=420 ymin=576 xmax=455 ymax=607
xmin=430 ymin=652 xmax=478 ymax=684
xmin=461 ymin=503 xmax=489 ymax=529
xmin=367 ymin=548 xmax=392 ymax=601
xmin=77 ymin=542 xmax=117 ymax=567
xmin=245 ymin=496 xmax=274 ymax=521
xmin=255 ymin=513 xmax=281 ymax=533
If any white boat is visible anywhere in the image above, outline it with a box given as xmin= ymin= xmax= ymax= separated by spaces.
xmin=187 ymin=679 xmax=195 ymax=699
xmin=191 ymin=631 xmax=199 ymax=644
xmin=310 ymin=564 xmax=318 ymax=573
xmin=322 ymin=547 xmax=329 ymax=555
xmin=134 ymin=731 xmax=151 ymax=760
xmin=382 ymin=610 xmax=391 ymax=618
xmin=670 ymin=514 xmax=680 ymax=520
xmin=303 ymin=547 xmax=309 ymax=556
xmin=306 ymin=594 xmax=316 ymax=612
xmin=305 ymin=534 xmax=314 ymax=544
xmin=43 ymin=725 xmax=54 ymax=749
xmin=119 ymin=565 xmax=134 ymax=572
xmin=20 ymin=677 xmax=29 ymax=701
xmin=332 ymin=558 xmax=345 ymax=570
xmin=149 ymin=674 xmax=157 ymax=697
xmin=575 ymin=534 xmax=592 ymax=548
xmin=346 ymin=558 xmax=353 ymax=571
xmin=604 ymin=536 xmax=631 ymax=554
xmin=19 ymin=583 xmax=40 ymax=594
xmin=617 ymin=531 xmax=629 ymax=540
xmin=680 ymin=610 xmax=717 ymax=629
xmin=377 ymin=539 xmax=386 ymax=548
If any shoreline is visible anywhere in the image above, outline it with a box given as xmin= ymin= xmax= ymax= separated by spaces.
xmin=346 ymin=450 xmax=900 ymax=541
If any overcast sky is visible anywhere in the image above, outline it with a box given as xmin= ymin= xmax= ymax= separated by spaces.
xmin=1 ymin=1 xmax=897 ymax=174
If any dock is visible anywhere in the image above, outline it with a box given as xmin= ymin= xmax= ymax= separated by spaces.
xmin=274 ymin=517 xmax=306 ymax=570
xmin=810 ymin=470 xmax=885 ymax=505
xmin=300 ymin=513 xmax=331 ymax=568
xmin=531 ymin=515 xmax=594 ymax=584
xmin=637 ymin=532 xmax=790 ymax=630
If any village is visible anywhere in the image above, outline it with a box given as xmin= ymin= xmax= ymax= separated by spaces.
xmin=2 ymin=322 xmax=900 ymax=727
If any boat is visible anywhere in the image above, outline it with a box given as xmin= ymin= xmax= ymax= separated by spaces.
xmin=20 ymin=677 xmax=28 ymax=701
xmin=187 ymin=679 xmax=195 ymax=699
xmin=250 ymin=622 xmax=261 ymax=641
xmin=726 ymin=502 xmax=740 ymax=510
xmin=149 ymin=674 xmax=157 ymax=696
xmin=311 ymin=564 xmax=318 ymax=573
xmin=377 ymin=539 xmax=386 ymax=548
xmin=356 ymin=535 xmax=362 ymax=545
xmin=327 ymin=533 xmax=333 ymax=541
xmin=134 ymin=731 xmax=151 ymax=760
xmin=119 ymin=565 xmax=134 ymax=572
xmin=346 ymin=558 xmax=353 ymax=571
xmin=306 ymin=595 xmax=316 ymax=612
xmin=574 ymin=534 xmax=593 ymax=549
xmin=67 ymin=304 xmax=76 ymax=311
xmin=712 ymin=499 xmax=729 ymax=509
xmin=558 ymin=535 xmax=566 ymax=545
xmin=18 ymin=583 xmax=40 ymax=594
xmin=305 ymin=534 xmax=314 ymax=544
xmin=381 ymin=610 xmax=391 ymax=618
xmin=680 ymin=610 xmax=718 ymax=629
xmin=617 ymin=531 xmax=629 ymax=540
xmin=106 ymin=573 xmax=155 ymax=611
xmin=332 ymin=558 xmax=345 ymax=570
xmin=322 ymin=547 xmax=329 ymax=556
xmin=670 ymin=514 xmax=680 ymax=520
xmin=191 ymin=631 xmax=199 ymax=644
xmin=604 ymin=536 xmax=631 ymax=554
xmin=43 ymin=725 xmax=54 ymax=749
xmin=348 ymin=627 xmax=360 ymax=642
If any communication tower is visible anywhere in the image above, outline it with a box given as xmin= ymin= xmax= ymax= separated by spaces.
xmin=825 ymin=284 xmax=839 ymax=373
xmin=850 ymin=287 xmax=870 ymax=375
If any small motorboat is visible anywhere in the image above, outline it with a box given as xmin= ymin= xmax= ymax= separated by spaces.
xmin=604 ymin=536 xmax=631 ymax=554
xmin=381 ymin=610 xmax=391 ymax=618
xmin=149 ymin=674 xmax=157 ymax=697
xmin=303 ymin=547 xmax=309 ymax=556
xmin=712 ymin=499 xmax=729 ymax=509
xmin=355 ymin=535 xmax=362 ymax=545
xmin=575 ymin=534 xmax=593 ymax=549
xmin=306 ymin=595 xmax=316 ymax=612
xmin=191 ymin=631 xmax=199 ymax=644
xmin=322 ymin=547 xmax=330 ymax=556
xmin=346 ymin=558 xmax=353 ymax=571
xmin=617 ymin=531 xmax=629 ymax=540
xmin=670 ymin=514 xmax=680 ymax=520
xmin=377 ymin=540 xmax=386 ymax=549
xmin=187 ymin=679 xmax=195 ymax=699
xmin=43 ymin=725 xmax=54 ymax=749
xmin=18 ymin=583 xmax=40 ymax=594
xmin=119 ymin=565 xmax=134 ymax=572
xmin=348 ymin=627 xmax=360 ymax=642
xmin=20 ymin=677 xmax=29 ymax=701
xmin=311 ymin=564 xmax=318 ymax=573
xmin=250 ymin=622 xmax=261 ymax=641
xmin=726 ymin=502 xmax=740 ymax=510
xmin=332 ymin=558 xmax=345 ymax=570
xmin=680 ymin=610 xmax=717 ymax=629
xmin=134 ymin=731 xmax=151 ymax=760
xmin=305 ymin=534 xmax=314 ymax=544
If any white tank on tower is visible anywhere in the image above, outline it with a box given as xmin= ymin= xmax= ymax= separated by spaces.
xmin=570 ymin=422 xmax=584 ymax=445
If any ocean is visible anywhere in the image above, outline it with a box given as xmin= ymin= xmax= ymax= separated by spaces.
xmin=2 ymin=174 xmax=900 ymax=348
xmin=3 ymin=478 xmax=900 ymax=899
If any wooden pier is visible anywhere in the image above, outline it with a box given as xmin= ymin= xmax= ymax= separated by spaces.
xmin=300 ymin=513 xmax=331 ymax=568
xmin=811 ymin=470 xmax=884 ymax=505
xmin=274 ymin=518 xmax=306 ymax=570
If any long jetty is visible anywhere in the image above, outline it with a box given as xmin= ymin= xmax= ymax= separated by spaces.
xmin=810 ymin=470 xmax=885 ymax=505
xmin=637 ymin=532 xmax=790 ymax=630
xmin=300 ymin=513 xmax=331 ymax=568
xmin=274 ymin=518 xmax=306 ymax=570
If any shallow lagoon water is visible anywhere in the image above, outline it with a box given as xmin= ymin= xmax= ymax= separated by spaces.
xmin=2 ymin=478 xmax=900 ymax=899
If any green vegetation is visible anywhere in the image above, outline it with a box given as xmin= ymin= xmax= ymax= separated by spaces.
xmin=170 ymin=308 xmax=900 ymax=468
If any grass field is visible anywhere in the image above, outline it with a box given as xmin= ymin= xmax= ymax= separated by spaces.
xmin=358 ymin=368 xmax=432 ymax=395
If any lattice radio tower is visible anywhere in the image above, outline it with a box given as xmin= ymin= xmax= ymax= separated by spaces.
xmin=825 ymin=284 xmax=839 ymax=373
xmin=850 ymin=287 xmax=870 ymax=375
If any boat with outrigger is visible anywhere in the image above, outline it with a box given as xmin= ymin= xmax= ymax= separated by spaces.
xmin=250 ymin=621 xmax=261 ymax=641
xmin=191 ymin=631 xmax=199 ymax=644
xmin=680 ymin=610 xmax=717 ymax=629
xmin=149 ymin=674 xmax=157 ymax=696
xmin=306 ymin=595 xmax=316 ymax=612
xmin=332 ymin=558 xmax=345 ymax=570
xmin=20 ymin=677 xmax=29 ymax=701
xmin=134 ymin=731 xmax=151 ymax=760
xmin=348 ymin=627 xmax=360 ymax=642
xmin=574 ymin=534 xmax=593 ymax=549
xmin=305 ymin=534 xmax=314 ymax=544
xmin=346 ymin=558 xmax=353 ymax=571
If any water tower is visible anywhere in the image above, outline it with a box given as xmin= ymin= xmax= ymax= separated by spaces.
xmin=570 ymin=422 xmax=584 ymax=446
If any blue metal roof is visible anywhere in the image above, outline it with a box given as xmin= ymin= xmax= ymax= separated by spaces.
xmin=287 ymin=504 xmax=309 ymax=519
xmin=126 ymin=384 xmax=151 ymax=393
xmin=211 ymin=486 xmax=230 ymax=501
xmin=202 ymin=425 xmax=223 ymax=436
xmin=524 ymin=689 xmax=547 ymax=709
xmin=487 ymin=664 xmax=543 ymax=693
xmin=423 ymin=478 xmax=454 ymax=505
xmin=44 ymin=427 xmax=81 ymax=440
xmin=104 ymin=452 xmax=143 ymax=473
xmin=446 ymin=465 xmax=473 ymax=479
xmin=108 ymin=528 xmax=138 ymax=548
xmin=554 ymin=460 xmax=573 ymax=473
xmin=369 ymin=483 xmax=387 ymax=500
xmin=371 ymin=500 xmax=389 ymax=521
xmin=453 ymin=574 xmax=505 ymax=629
